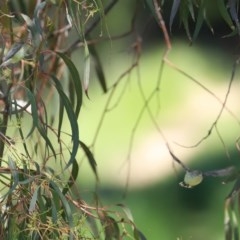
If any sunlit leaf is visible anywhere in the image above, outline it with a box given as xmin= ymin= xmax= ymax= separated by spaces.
xmin=232 ymin=210 xmax=239 ymax=239
xmin=29 ymin=185 xmax=40 ymax=213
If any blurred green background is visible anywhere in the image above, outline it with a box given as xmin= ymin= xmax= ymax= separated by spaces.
xmin=70 ymin=1 xmax=240 ymax=239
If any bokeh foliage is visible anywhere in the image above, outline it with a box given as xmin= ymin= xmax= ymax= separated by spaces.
xmin=0 ymin=0 xmax=239 ymax=239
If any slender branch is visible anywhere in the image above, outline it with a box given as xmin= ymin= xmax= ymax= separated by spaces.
xmin=152 ymin=0 xmax=171 ymax=50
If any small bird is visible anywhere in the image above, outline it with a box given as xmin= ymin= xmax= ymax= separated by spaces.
xmin=180 ymin=166 xmax=236 ymax=188
xmin=180 ymin=170 xmax=203 ymax=188
xmin=0 ymin=42 xmax=27 ymax=68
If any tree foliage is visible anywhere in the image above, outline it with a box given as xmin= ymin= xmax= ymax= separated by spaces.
xmin=0 ymin=0 xmax=239 ymax=239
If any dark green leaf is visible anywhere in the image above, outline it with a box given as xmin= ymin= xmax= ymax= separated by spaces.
xmin=83 ymin=42 xmax=91 ymax=97
xmin=25 ymin=89 xmax=38 ymax=138
xmin=79 ymin=140 xmax=99 ymax=181
xmin=51 ymin=75 xmax=79 ymax=170
xmin=89 ymin=44 xmax=107 ymax=93
xmin=229 ymin=0 xmax=240 ymax=34
xmin=49 ymin=180 xmax=74 ymax=239
xmin=62 ymin=158 xmax=79 ymax=195
xmin=55 ymin=51 xmax=82 ymax=118
xmin=104 ymin=216 xmax=120 ymax=240
xmin=192 ymin=1 xmax=204 ymax=42
xmin=217 ymin=0 xmax=234 ymax=29
xmin=187 ymin=0 xmax=195 ymax=21
xmin=134 ymin=227 xmax=147 ymax=240
xmin=180 ymin=3 xmax=192 ymax=41
xmin=170 ymin=0 xmax=181 ymax=32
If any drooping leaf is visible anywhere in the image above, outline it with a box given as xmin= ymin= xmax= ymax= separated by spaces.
xmin=180 ymin=2 xmax=192 ymax=41
xmin=224 ymin=207 xmax=232 ymax=240
xmin=25 ymin=89 xmax=38 ymax=138
xmin=229 ymin=0 xmax=240 ymax=34
xmin=83 ymin=41 xmax=91 ymax=97
xmin=116 ymin=203 xmax=134 ymax=222
xmin=170 ymin=0 xmax=181 ymax=32
xmin=51 ymin=75 xmax=79 ymax=170
xmin=232 ymin=210 xmax=239 ymax=239
xmin=55 ymin=51 xmax=82 ymax=118
xmin=49 ymin=180 xmax=74 ymax=239
xmin=192 ymin=1 xmax=205 ymax=42
xmin=217 ymin=0 xmax=235 ymax=30
xmin=79 ymin=140 xmax=99 ymax=181
xmin=89 ymin=44 xmax=107 ymax=93
xmin=62 ymin=158 xmax=79 ymax=195
xmin=134 ymin=227 xmax=147 ymax=240
xmin=104 ymin=216 xmax=120 ymax=240
xmin=187 ymin=0 xmax=195 ymax=21
xmin=29 ymin=185 xmax=40 ymax=213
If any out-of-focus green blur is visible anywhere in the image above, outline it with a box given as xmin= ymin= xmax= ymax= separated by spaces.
xmin=72 ymin=2 xmax=240 ymax=239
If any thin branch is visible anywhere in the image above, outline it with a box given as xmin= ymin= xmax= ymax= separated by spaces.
xmin=173 ymin=57 xmax=239 ymax=148
xmin=152 ymin=0 xmax=171 ymax=50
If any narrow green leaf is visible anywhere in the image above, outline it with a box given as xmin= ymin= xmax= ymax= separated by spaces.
xmin=170 ymin=0 xmax=181 ymax=32
xmin=232 ymin=210 xmax=239 ymax=240
xmin=8 ymin=156 xmax=19 ymax=185
xmin=62 ymin=158 xmax=79 ymax=195
xmin=51 ymin=75 xmax=79 ymax=170
xmin=144 ymin=0 xmax=157 ymax=22
xmin=224 ymin=208 xmax=232 ymax=240
xmin=50 ymin=196 xmax=58 ymax=224
xmin=134 ymin=227 xmax=147 ymax=240
xmin=58 ymin=97 xmax=64 ymax=141
xmin=192 ymin=2 xmax=205 ymax=42
xmin=117 ymin=203 xmax=134 ymax=222
xmin=89 ymin=44 xmax=107 ymax=93
xmin=104 ymin=216 xmax=120 ymax=240
xmin=229 ymin=0 xmax=240 ymax=34
xmin=83 ymin=41 xmax=91 ymax=97
xmin=37 ymin=192 xmax=47 ymax=223
xmin=29 ymin=185 xmax=40 ymax=213
xmin=55 ymin=51 xmax=82 ymax=118
xmin=79 ymin=140 xmax=99 ymax=181
xmin=217 ymin=0 xmax=234 ymax=29
xmin=25 ymin=89 xmax=38 ymax=138
xmin=180 ymin=3 xmax=192 ymax=41
xmin=187 ymin=0 xmax=195 ymax=21
xmin=49 ymin=180 xmax=74 ymax=238
xmin=37 ymin=124 xmax=56 ymax=160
